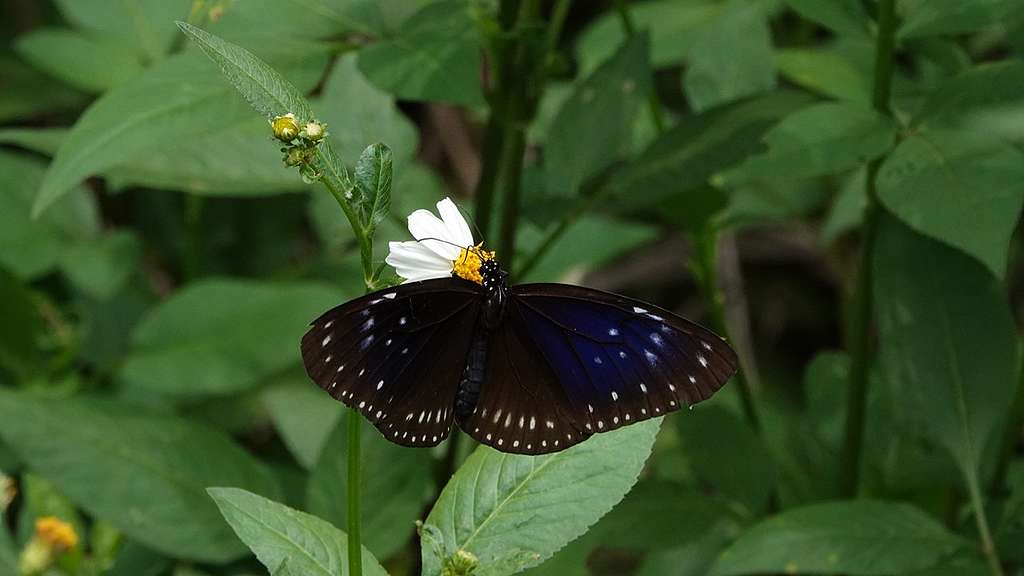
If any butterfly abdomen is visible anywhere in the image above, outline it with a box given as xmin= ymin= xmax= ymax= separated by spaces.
xmin=454 ymin=332 xmax=488 ymax=423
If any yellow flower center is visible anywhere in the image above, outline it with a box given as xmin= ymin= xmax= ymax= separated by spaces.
xmin=453 ymin=244 xmax=495 ymax=285
xmin=35 ymin=517 xmax=78 ymax=552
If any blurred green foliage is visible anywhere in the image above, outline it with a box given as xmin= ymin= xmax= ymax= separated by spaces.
xmin=1 ymin=1 xmax=1023 ymax=575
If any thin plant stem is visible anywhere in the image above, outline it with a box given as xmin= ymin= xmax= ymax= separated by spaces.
xmin=967 ymin=469 xmax=1006 ymax=576
xmin=690 ymin=228 xmax=761 ymax=434
xmin=318 ymin=166 xmax=374 ymax=576
xmin=347 ymin=411 xmax=363 ymax=576
xmin=183 ymin=194 xmax=204 ymax=280
xmin=839 ymin=0 xmax=895 ymax=499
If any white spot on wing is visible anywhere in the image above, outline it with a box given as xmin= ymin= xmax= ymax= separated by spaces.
xmin=640 ymin=383 xmax=647 ymax=393
xmin=383 ymin=292 xmax=397 ymax=300
xmin=611 ymin=391 xmax=619 ymax=401
xmin=321 ymin=334 xmax=332 ymax=347
xmin=608 ymin=328 xmax=619 ymax=336
xmin=632 ymin=306 xmax=648 ymax=314
xmin=376 ymin=379 xmax=384 ymax=390
xmin=698 ymin=355 xmax=708 ymax=368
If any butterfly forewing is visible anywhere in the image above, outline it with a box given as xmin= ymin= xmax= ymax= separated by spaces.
xmin=508 ymin=283 xmax=738 ymax=434
xmin=301 ymin=278 xmax=484 ymax=448
xmin=459 ymin=302 xmax=592 ymax=455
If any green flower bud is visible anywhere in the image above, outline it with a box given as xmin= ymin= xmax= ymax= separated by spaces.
xmin=271 ymin=113 xmax=300 ymax=142
xmin=283 ymin=146 xmax=307 ymax=167
xmin=302 ymin=121 xmax=326 ymax=142
xmin=442 ymin=549 xmax=478 ymax=576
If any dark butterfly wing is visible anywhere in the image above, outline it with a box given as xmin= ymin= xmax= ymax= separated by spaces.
xmin=469 ymin=283 xmax=737 ymax=453
xmin=301 ymin=278 xmax=484 ymax=448
xmin=459 ymin=301 xmax=593 ymax=454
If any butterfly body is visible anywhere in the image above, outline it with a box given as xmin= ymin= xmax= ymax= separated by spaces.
xmin=301 ymin=248 xmax=738 ymax=455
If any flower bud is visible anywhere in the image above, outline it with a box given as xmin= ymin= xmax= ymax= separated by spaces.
xmin=271 ymin=113 xmax=300 ymax=142
xmin=283 ymin=146 xmax=307 ymax=167
xmin=0 ymin=474 xmax=14 ymax=513
xmin=442 ymin=549 xmax=478 ymax=576
xmin=18 ymin=517 xmax=77 ymax=575
xmin=302 ymin=121 xmax=326 ymax=142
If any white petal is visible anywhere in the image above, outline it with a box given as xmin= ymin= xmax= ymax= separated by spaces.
xmin=407 ymin=209 xmax=461 ymax=260
xmin=436 ymin=198 xmax=474 ymax=248
xmin=385 ymin=241 xmax=452 ymax=282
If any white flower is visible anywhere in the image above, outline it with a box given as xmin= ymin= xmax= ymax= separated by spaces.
xmin=386 ymin=197 xmax=474 ymax=283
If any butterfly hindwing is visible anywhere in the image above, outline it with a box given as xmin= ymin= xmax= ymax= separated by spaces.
xmin=301 ymin=278 xmax=484 ymax=448
xmin=458 ymin=303 xmax=593 ymax=454
xmin=506 ymin=283 xmax=738 ymax=436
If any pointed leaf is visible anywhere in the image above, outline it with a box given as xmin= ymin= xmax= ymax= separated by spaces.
xmin=176 ymin=21 xmax=351 ymax=195
xmin=876 ymin=130 xmax=1024 ymax=279
xmin=0 ymin=391 xmax=281 ymax=563
xmin=711 ymin=501 xmax=966 ymax=575
xmin=208 ymin=487 xmax=387 ymax=576
xmin=874 ymin=215 xmax=1019 ymax=491
xmin=684 ymin=0 xmax=776 ymax=111
xmin=357 ymin=0 xmax=484 ymax=106
xmin=783 ymin=0 xmax=871 ymax=37
xmin=354 ymin=143 xmax=393 ymax=230
xmin=120 ymin=279 xmax=341 ymax=397
xmin=420 ymin=418 xmax=660 ymax=576
xmin=545 ymin=34 xmax=651 ymax=197
xmin=14 ymin=28 xmax=144 ymax=93
xmin=716 ymin=102 xmax=896 ymax=187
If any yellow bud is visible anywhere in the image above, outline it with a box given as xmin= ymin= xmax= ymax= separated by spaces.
xmin=35 ymin=517 xmax=78 ymax=552
xmin=271 ymin=113 xmax=300 ymax=142
xmin=302 ymin=121 xmax=326 ymax=142
xmin=442 ymin=549 xmax=478 ymax=576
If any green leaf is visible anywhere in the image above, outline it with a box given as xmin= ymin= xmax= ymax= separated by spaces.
xmin=0 ymin=152 xmax=99 ymax=280
xmin=607 ymin=91 xmax=810 ymax=226
xmin=14 ymin=28 xmax=144 ymax=93
xmin=307 ymin=412 xmax=433 ymax=560
xmin=0 ymin=55 xmax=84 ymax=123
xmin=317 ymin=54 xmax=419 ymax=167
xmin=783 ymin=0 xmax=871 ymax=37
xmin=899 ymin=0 xmax=1021 ymax=39
xmin=716 ymin=102 xmax=897 ymax=187
xmin=261 ymin=376 xmax=343 ymax=470
xmin=0 ymin=127 xmax=67 ymax=155
xmin=914 ymin=60 xmax=1024 ymax=135
xmin=0 ymin=267 xmax=44 ymax=382
xmin=52 ymin=0 xmax=189 ymax=62
xmin=420 ymin=418 xmax=661 ymax=576
xmin=821 ymin=167 xmax=867 ymax=244
xmin=0 ymin=391 xmax=281 ymax=563
xmin=354 ymin=143 xmax=393 ymax=230
xmin=32 ymin=45 xmax=326 ymax=216
xmin=711 ymin=501 xmax=966 ymax=575
xmin=677 ymin=405 xmax=776 ymax=514
xmin=176 ymin=21 xmax=350 ymax=193
xmin=544 ymin=34 xmax=650 ymax=197
xmin=208 ymin=487 xmax=387 ymax=576
xmin=876 ymin=130 xmax=1024 ymax=279
xmin=684 ymin=0 xmax=776 ymax=112
xmin=575 ymin=0 xmax=722 ymax=73
xmin=105 ymin=117 xmax=304 ymax=196
xmin=774 ymin=45 xmax=872 ymax=103
xmin=58 ymin=230 xmax=140 ymax=300
xmin=874 ymin=215 xmax=1019 ymax=500
xmin=357 ymin=0 xmax=484 ymax=106
xmin=518 ymin=214 xmax=658 ymax=282
xmin=120 ymin=279 xmax=341 ymax=397
xmin=0 ymin=521 xmax=14 ymax=576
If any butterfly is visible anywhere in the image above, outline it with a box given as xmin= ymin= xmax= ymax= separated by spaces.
xmin=301 ymin=199 xmax=737 ymax=455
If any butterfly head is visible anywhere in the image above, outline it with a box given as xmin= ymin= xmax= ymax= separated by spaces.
xmin=453 ymin=243 xmax=503 ymax=288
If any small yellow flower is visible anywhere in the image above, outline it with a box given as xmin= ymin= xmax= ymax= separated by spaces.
xmin=271 ymin=113 xmax=300 ymax=142
xmin=35 ymin=517 xmax=78 ymax=552
xmin=301 ymin=121 xmax=326 ymax=142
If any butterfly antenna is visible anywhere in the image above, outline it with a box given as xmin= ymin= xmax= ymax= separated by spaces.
xmin=460 ymin=202 xmax=489 ymax=248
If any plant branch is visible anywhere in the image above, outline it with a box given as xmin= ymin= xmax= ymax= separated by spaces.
xmin=839 ymin=0 xmax=895 ymax=499
xmin=318 ymin=165 xmax=374 ymax=576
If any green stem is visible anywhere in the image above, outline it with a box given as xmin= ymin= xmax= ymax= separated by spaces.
xmin=690 ymin=228 xmax=761 ymax=433
xmin=183 ymin=194 xmax=204 ymax=280
xmin=347 ymin=411 xmax=363 ymax=576
xmin=318 ymin=166 xmax=373 ymax=576
xmin=839 ymin=0 xmax=896 ymax=500
xmin=496 ymin=128 xmax=526 ymax=266
xmin=967 ymin=469 xmax=1006 ymax=576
